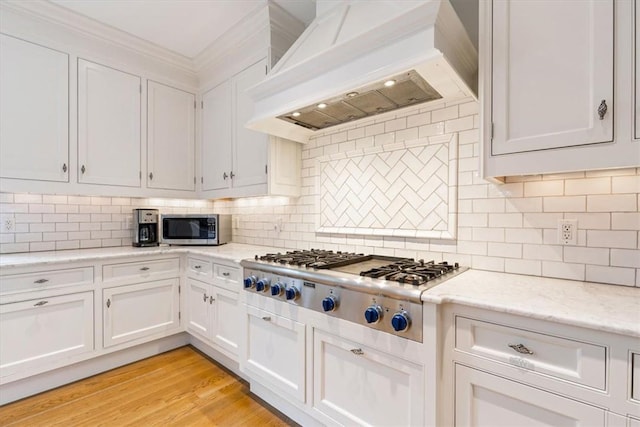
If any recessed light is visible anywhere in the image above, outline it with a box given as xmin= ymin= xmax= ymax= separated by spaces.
xmin=384 ymin=80 xmax=396 ymax=87
xmin=346 ymin=92 xmax=358 ymax=98
xmin=292 ymin=112 xmax=301 ymax=117
xmin=317 ymin=103 xmax=328 ymax=109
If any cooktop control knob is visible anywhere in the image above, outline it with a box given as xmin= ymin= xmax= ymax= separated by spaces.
xmin=243 ymin=276 xmax=257 ymax=289
xmin=364 ymin=305 xmax=383 ymax=324
xmin=322 ymin=295 xmax=338 ymax=312
xmin=271 ymin=282 xmax=284 ymax=296
xmin=285 ymin=286 xmax=300 ymax=301
xmin=256 ymin=278 xmax=270 ymax=292
xmin=391 ymin=311 xmax=410 ymax=332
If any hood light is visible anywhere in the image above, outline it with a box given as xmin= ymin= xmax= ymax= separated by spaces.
xmin=384 ymin=80 xmax=396 ymax=87
xmin=346 ymin=92 xmax=358 ymax=97
xmin=317 ymin=103 xmax=328 ymax=109
xmin=292 ymin=112 xmax=301 ymax=117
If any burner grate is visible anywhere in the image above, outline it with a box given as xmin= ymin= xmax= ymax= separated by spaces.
xmin=359 ymin=260 xmax=459 ymax=285
xmin=256 ymin=249 xmax=368 ymax=269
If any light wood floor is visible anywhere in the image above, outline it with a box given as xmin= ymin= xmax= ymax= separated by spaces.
xmin=0 ymin=346 xmax=298 ymax=426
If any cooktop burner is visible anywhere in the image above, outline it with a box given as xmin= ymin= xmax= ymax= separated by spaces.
xmin=256 ymin=249 xmax=369 ymax=269
xmin=359 ymin=259 xmax=459 ymax=286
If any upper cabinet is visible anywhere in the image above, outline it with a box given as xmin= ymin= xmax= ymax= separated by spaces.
xmin=0 ymin=34 xmax=69 ymax=183
xmin=481 ymin=0 xmax=640 ymax=180
xmin=78 ymin=59 xmax=141 ymax=188
xmin=201 ymin=58 xmax=300 ymax=198
xmin=147 ymin=81 xmax=196 ymax=191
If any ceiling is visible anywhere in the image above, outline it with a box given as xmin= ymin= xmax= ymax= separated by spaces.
xmin=49 ymin=0 xmax=317 ymax=59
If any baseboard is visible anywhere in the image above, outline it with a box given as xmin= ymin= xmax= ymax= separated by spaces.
xmin=0 ymin=333 xmax=189 ymax=405
xmin=250 ymin=381 xmax=323 ymax=427
xmin=188 ymin=335 xmax=246 ymax=381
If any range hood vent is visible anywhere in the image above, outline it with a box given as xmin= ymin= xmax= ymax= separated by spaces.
xmin=247 ymin=0 xmax=478 ymax=143
xmin=278 ymin=70 xmax=442 ymax=130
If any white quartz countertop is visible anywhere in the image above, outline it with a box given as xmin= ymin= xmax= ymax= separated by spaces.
xmin=423 ymin=269 xmax=640 ymax=338
xmin=0 ymin=243 xmax=289 ymax=269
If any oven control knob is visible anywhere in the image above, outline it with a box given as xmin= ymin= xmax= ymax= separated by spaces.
xmin=256 ymin=278 xmax=270 ymax=292
xmin=322 ymin=295 xmax=338 ymax=312
xmin=364 ymin=305 xmax=383 ymax=324
xmin=243 ymin=276 xmax=257 ymax=289
xmin=285 ymin=286 xmax=300 ymax=301
xmin=391 ymin=311 xmax=410 ymax=332
xmin=271 ymin=282 xmax=284 ymax=296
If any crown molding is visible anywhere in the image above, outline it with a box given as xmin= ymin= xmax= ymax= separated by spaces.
xmin=0 ymin=0 xmax=196 ymax=76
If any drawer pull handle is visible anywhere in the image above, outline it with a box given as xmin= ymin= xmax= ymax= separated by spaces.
xmin=140 ymin=267 xmax=150 ymax=271
xmin=509 ymin=343 xmax=533 ymax=355
xmin=209 ymin=296 xmax=215 ymax=304
xmin=597 ymin=99 xmax=607 ymax=120
xmin=350 ymin=348 xmax=364 ymax=356
xmin=106 ymin=299 xmax=111 ymax=308
xmin=262 ymin=316 xmax=271 ymax=321
xmin=222 ymin=272 xmax=230 ymax=277
xmin=34 ymin=278 xmax=49 ymax=284
xmin=203 ymin=293 xmax=208 ymax=302
xmin=33 ymin=300 xmax=48 ymax=307
xmin=194 ymin=265 xmax=202 ymax=269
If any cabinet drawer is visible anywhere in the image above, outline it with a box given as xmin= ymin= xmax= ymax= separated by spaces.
xmin=0 ymin=267 xmax=93 ymax=295
xmin=214 ymin=264 xmax=240 ymax=285
xmin=186 ymin=257 xmax=213 ymax=280
xmin=102 ymin=258 xmax=179 ymax=283
xmin=633 ymin=353 xmax=640 ymax=402
xmin=455 ymin=316 xmax=606 ymax=390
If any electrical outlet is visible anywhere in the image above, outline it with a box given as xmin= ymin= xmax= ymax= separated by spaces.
xmin=557 ymin=219 xmax=578 ymax=245
xmin=4 ymin=218 xmax=14 ymax=231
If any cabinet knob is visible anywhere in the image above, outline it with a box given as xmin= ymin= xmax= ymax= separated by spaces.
xmin=230 ymin=171 xmax=235 ymax=179
xmin=33 ymin=300 xmax=48 ymax=307
xmin=203 ymin=293 xmax=208 ymax=302
xmin=194 ymin=265 xmax=201 ymax=269
xmin=597 ymin=99 xmax=607 ymax=120
xmin=223 ymin=172 xmax=228 ymax=180
xmin=350 ymin=348 xmax=364 ymax=355
xmin=62 ymin=163 xmax=67 ymax=173
xmin=33 ymin=278 xmax=49 ymax=284
xmin=106 ymin=298 xmax=111 ymax=308
xmin=140 ymin=266 xmax=150 ymax=271
xmin=222 ymin=272 xmax=230 ymax=277
xmin=209 ymin=296 xmax=215 ymax=304
xmin=262 ymin=316 xmax=271 ymax=321
xmin=149 ymin=172 xmax=153 ymax=180
xmin=81 ymin=165 xmax=86 ymax=174
xmin=508 ymin=343 xmax=534 ymax=355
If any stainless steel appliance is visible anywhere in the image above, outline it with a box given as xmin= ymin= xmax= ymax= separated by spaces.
xmin=132 ymin=209 xmax=159 ymax=247
xmin=241 ymin=249 xmax=467 ymax=342
xmin=160 ymin=214 xmax=231 ymax=246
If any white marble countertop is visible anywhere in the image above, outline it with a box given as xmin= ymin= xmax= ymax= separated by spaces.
xmin=423 ymin=269 xmax=640 ymax=338
xmin=0 ymin=243 xmax=289 ymax=269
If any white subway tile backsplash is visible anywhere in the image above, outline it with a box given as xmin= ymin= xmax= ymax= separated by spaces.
xmin=610 ymin=249 xmax=640 ymax=268
xmin=524 ymin=180 xmax=564 ymax=197
xmin=471 ymin=255 xmax=505 ymax=271
xmin=587 ymin=230 xmax=637 ymax=249
xmin=612 ymin=175 xmax=640 ymax=193
xmin=29 ymin=204 xmax=54 ymax=214
xmin=523 ymin=244 xmax=563 ymax=261
xmin=565 ymin=177 xmax=610 ymax=195
xmin=489 ymin=213 xmax=523 ymax=228
xmin=431 ymin=105 xmax=458 ymax=122
xmin=543 ymin=196 xmax=586 ymax=212
xmin=612 ymin=213 xmax=640 ymax=230
xmin=488 ymin=242 xmax=522 ymax=258
xmin=587 ymin=194 xmax=637 ymax=212
xmin=505 ymin=258 xmax=542 ymax=276
xmin=585 ymin=265 xmax=636 ymax=286
xmin=542 ymin=261 xmax=585 ymax=281
xmin=563 ymin=246 xmax=609 ymax=266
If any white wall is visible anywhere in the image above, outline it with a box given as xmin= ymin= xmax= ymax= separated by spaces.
xmin=1 ymin=99 xmax=638 ymax=287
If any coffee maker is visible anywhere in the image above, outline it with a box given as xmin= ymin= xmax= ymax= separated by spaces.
xmin=132 ymin=209 xmax=159 ymax=247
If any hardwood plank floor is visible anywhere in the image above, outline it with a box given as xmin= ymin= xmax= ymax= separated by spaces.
xmin=0 ymin=346 xmax=299 ymax=427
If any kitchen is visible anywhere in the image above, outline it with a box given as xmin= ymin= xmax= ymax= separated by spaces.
xmin=0 ymin=0 xmax=639 ymax=426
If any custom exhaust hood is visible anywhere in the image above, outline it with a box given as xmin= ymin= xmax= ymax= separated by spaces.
xmin=246 ymin=0 xmax=478 ymax=143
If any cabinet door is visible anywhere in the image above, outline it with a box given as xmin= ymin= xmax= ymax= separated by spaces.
xmin=633 ymin=1 xmax=640 ymax=139
xmin=455 ymin=364 xmax=606 ymax=426
xmin=0 ymin=34 xmax=69 ymax=182
xmin=0 ymin=292 xmax=94 ymax=378
xmin=186 ymin=278 xmax=212 ymax=340
xmin=147 ymin=81 xmax=195 ymax=191
xmin=78 ymin=59 xmax=141 ymax=187
xmin=211 ymin=286 xmax=241 ymax=359
xmin=103 ymin=278 xmax=179 ymax=347
xmin=232 ymin=58 xmax=268 ymax=188
xmin=313 ymin=329 xmax=424 ymax=426
xmin=201 ymin=81 xmax=232 ymax=191
xmin=491 ymin=0 xmax=613 ymax=155
xmin=244 ymin=305 xmax=305 ymax=402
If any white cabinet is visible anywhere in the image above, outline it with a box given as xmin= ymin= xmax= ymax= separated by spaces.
xmin=636 ymin=1 xmax=640 ymax=140
xmin=455 ymin=364 xmax=605 ymax=426
xmin=312 ymin=328 xmax=424 ymax=426
xmin=0 ymin=34 xmax=69 ymax=182
xmin=633 ymin=353 xmax=640 ymax=402
xmin=202 ymin=80 xmax=233 ymax=191
xmin=0 ymin=292 xmax=94 ymax=378
xmin=103 ymin=278 xmax=180 ymax=348
xmin=78 ymin=59 xmax=141 ymax=187
xmin=147 ymin=80 xmax=196 ymax=191
xmin=481 ymin=0 xmax=639 ymax=179
xmin=244 ymin=304 xmax=306 ymax=403
xmin=185 ymin=278 xmax=241 ymax=359
xmin=201 ymin=58 xmax=301 ymax=198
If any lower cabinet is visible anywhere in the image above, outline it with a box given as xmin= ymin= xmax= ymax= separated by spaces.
xmin=455 ymin=364 xmax=605 ymax=426
xmin=244 ymin=304 xmax=306 ymax=403
xmin=0 ymin=292 xmax=94 ymax=378
xmin=103 ymin=278 xmax=179 ymax=348
xmin=186 ymin=278 xmax=241 ymax=359
xmin=312 ymin=328 xmax=425 ymax=426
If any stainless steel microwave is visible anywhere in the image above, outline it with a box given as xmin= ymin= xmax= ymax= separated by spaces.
xmin=160 ymin=214 xmax=231 ymax=246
